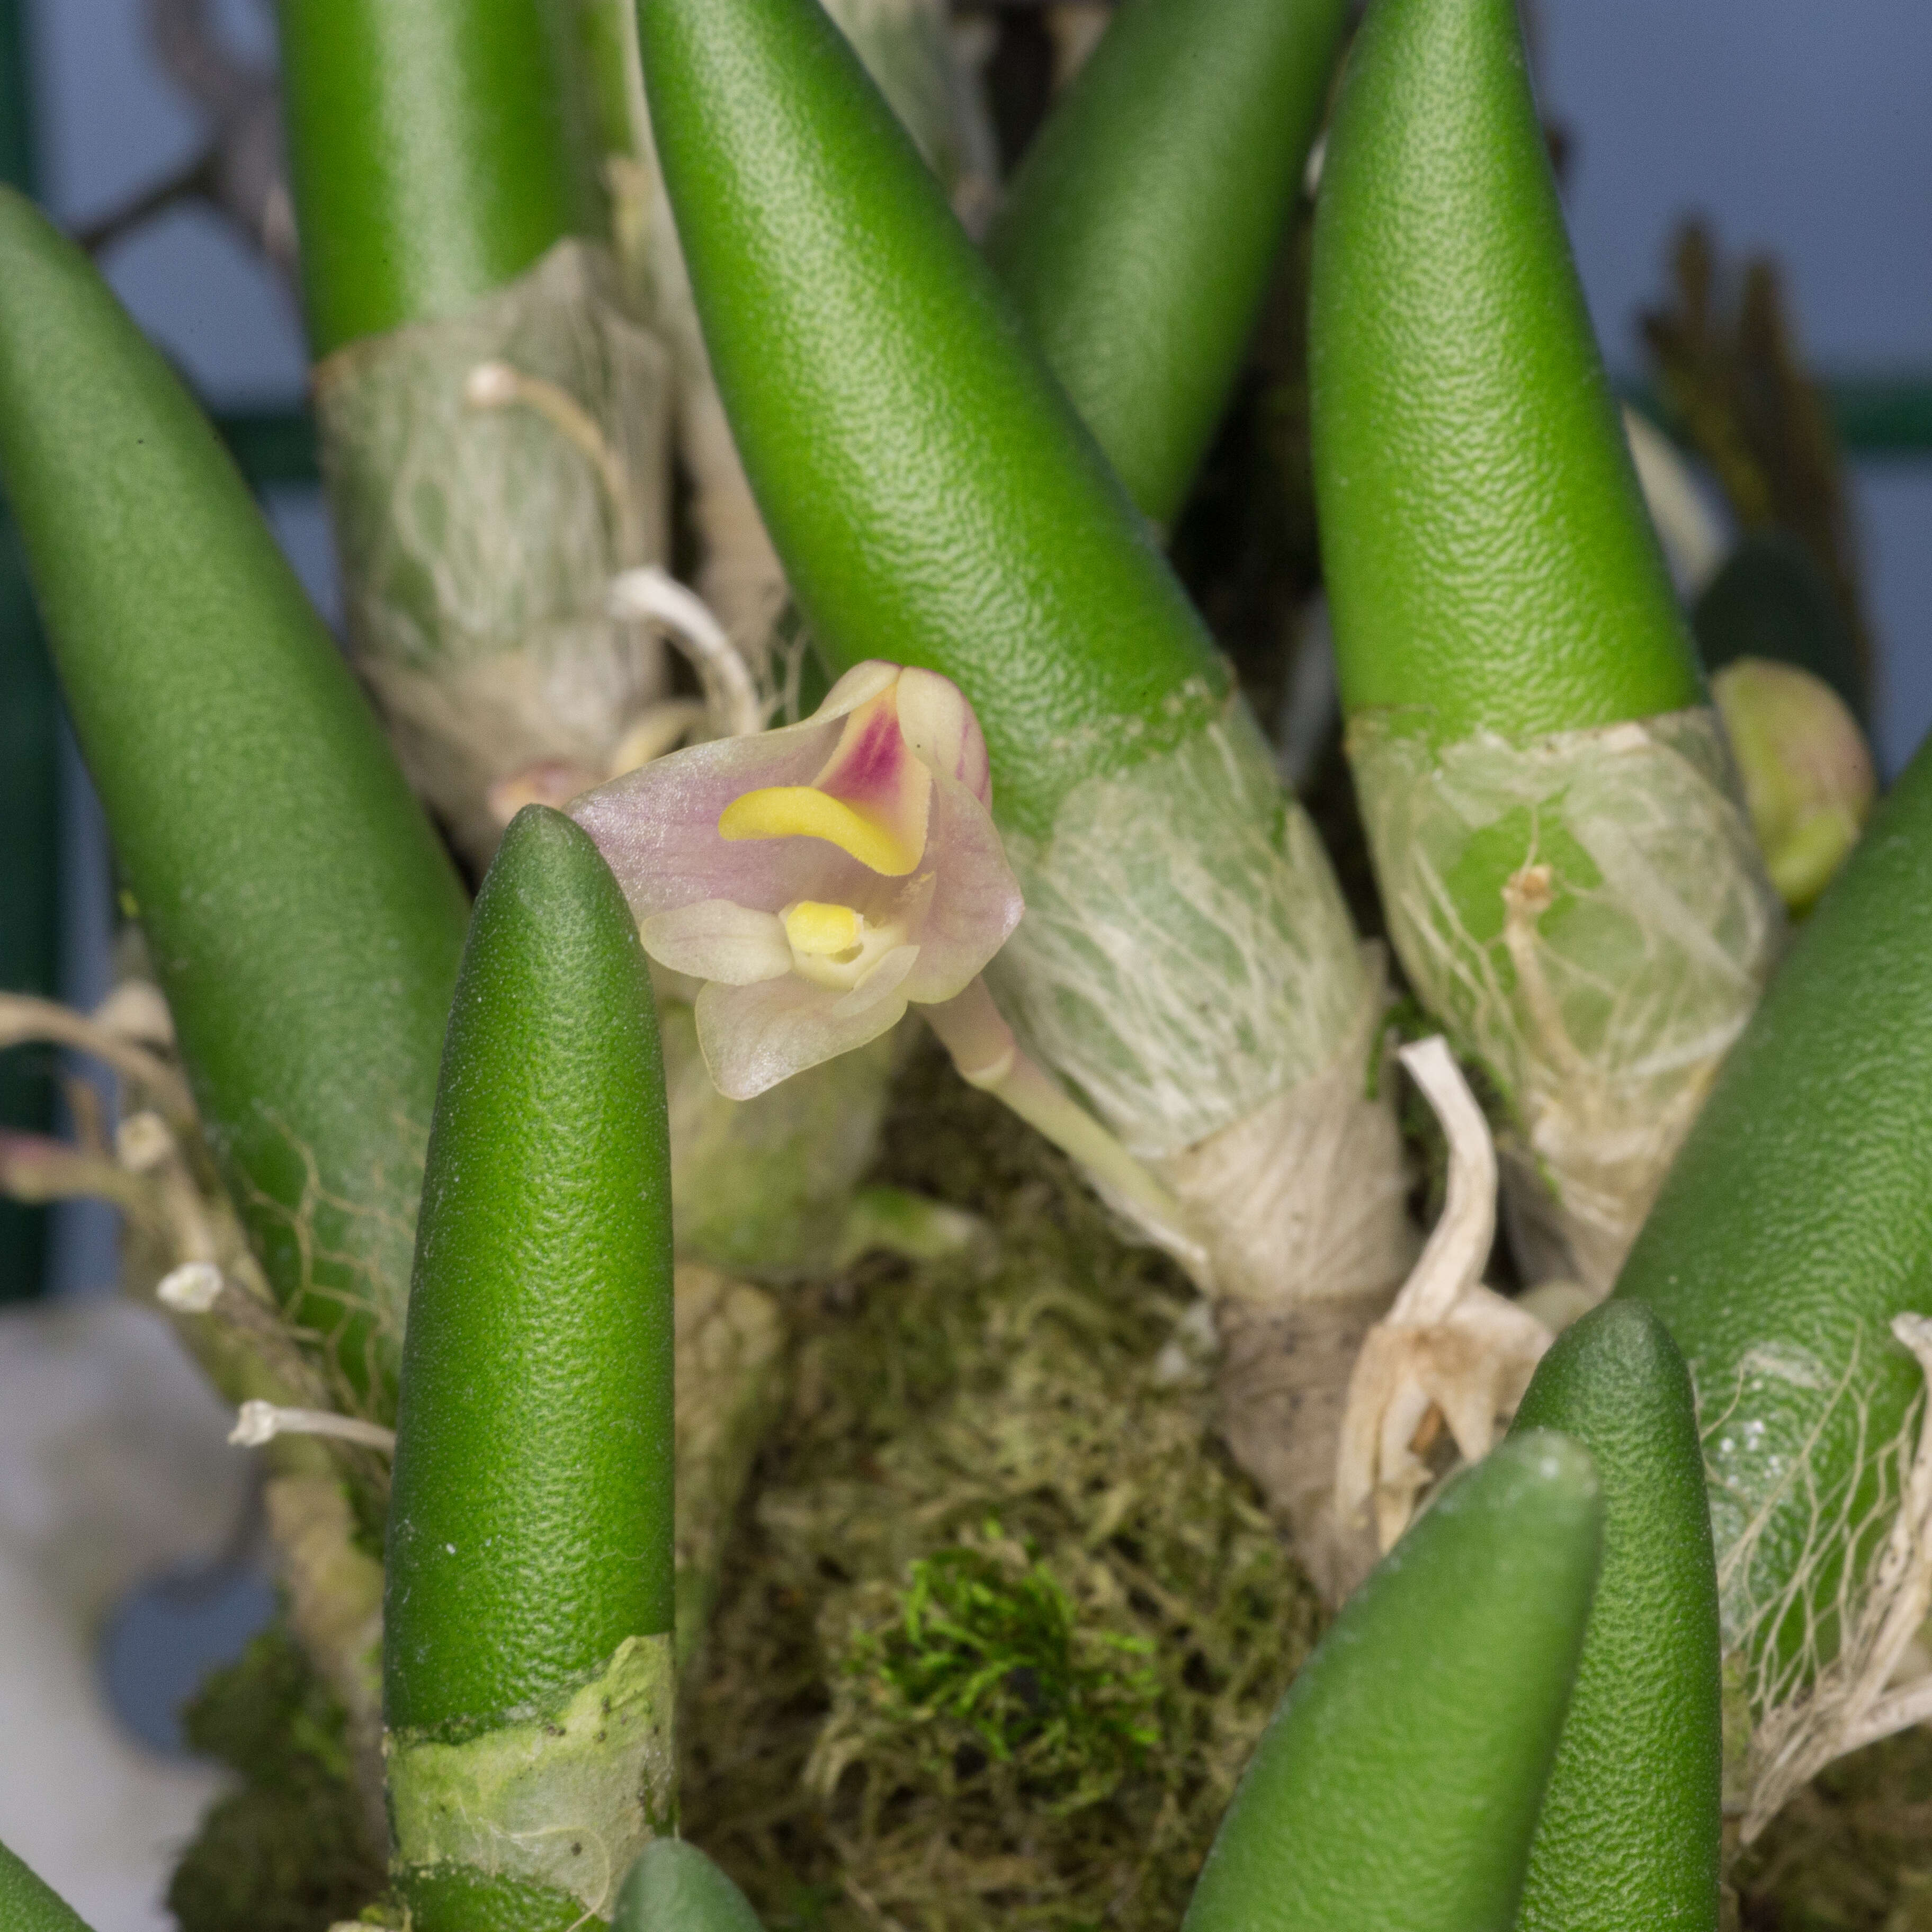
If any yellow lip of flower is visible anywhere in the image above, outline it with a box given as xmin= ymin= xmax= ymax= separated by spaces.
xmin=718 ymin=785 xmax=925 ymax=876
xmin=717 ymin=686 xmax=933 ymax=876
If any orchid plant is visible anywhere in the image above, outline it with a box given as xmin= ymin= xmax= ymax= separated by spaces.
xmin=576 ymin=660 xmax=1012 ymax=1096
xmin=0 ymin=0 xmax=1916 ymax=1924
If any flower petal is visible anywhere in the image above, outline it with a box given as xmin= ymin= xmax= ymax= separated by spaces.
xmin=901 ymin=777 xmax=1025 ymax=1004
xmin=570 ymin=711 xmax=876 ymax=918
xmin=695 ymin=974 xmax=909 ymax=1099
xmin=811 ymin=686 xmax=934 ymax=864
xmin=833 ymin=943 xmax=920 ymax=1018
xmin=639 ymin=900 xmax=792 ymax=985
xmin=896 ymin=666 xmax=992 ymax=808
xmin=814 ymin=659 xmax=902 ymax=720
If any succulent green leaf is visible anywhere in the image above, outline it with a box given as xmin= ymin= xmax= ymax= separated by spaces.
xmin=1310 ymin=0 xmax=1701 ymax=739
xmin=390 ymin=1865 xmax=593 ymax=1932
xmin=990 ymin=0 xmax=1347 ymax=526
xmin=0 ymin=515 xmax=59 ymax=1305
xmin=614 ymin=1839 xmax=767 ymax=1932
xmin=635 ymin=0 xmax=1224 ymax=840
xmin=0 ymin=187 xmax=468 ymax=1414
xmin=1618 ymin=732 xmax=1932 ymax=1747
xmin=1180 ymin=1432 xmax=1602 ymax=1932
xmin=387 ymin=806 xmax=675 ymax=1736
xmin=278 ymin=0 xmax=593 ymax=353
xmin=1510 ymin=1301 xmax=1723 ymax=1931
xmin=386 ymin=806 xmax=676 ymax=1927
xmin=0 ymin=1842 xmax=95 ymax=1932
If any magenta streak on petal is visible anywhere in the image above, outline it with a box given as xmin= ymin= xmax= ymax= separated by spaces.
xmin=896 ymin=667 xmax=993 ymax=809
xmin=958 ymin=727 xmax=992 ymax=808
xmin=814 ymin=701 xmax=911 ymax=804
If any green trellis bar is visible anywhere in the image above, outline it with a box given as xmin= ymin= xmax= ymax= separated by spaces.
xmin=0 ymin=0 xmax=59 ymax=1305
xmin=216 ymin=409 xmax=321 ymax=488
xmin=1623 ymin=376 xmax=1932 ymax=460
xmin=1824 ymin=378 xmax=1932 ymax=457
xmin=193 ymin=374 xmax=1932 ymax=504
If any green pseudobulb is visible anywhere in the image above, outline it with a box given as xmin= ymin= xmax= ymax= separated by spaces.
xmin=613 ymin=1840 xmax=766 ymax=1932
xmin=0 ymin=187 xmax=467 ymax=1416
xmin=278 ymin=0 xmax=593 ymax=352
xmin=1618 ymin=730 xmax=1932 ymax=1817
xmin=990 ymin=0 xmax=1347 ymax=526
xmin=635 ymin=0 xmax=1225 ymax=840
xmin=0 ymin=1842 xmax=95 ymax=1932
xmin=1312 ymin=0 xmax=1700 ymax=739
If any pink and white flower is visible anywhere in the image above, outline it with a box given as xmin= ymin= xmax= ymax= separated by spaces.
xmin=571 ymin=661 xmax=1023 ymax=1099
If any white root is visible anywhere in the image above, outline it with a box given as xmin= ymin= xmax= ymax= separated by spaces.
xmin=156 ymin=1261 xmax=225 ymax=1313
xmin=465 ymin=357 xmax=653 ymax=569
xmin=1334 ymin=1037 xmax=1553 ymax=1552
xmin=0 ymin=985 xmax=377 ymax=1430
xmin=485 ymin=576 xmax=759 ymax=831
xmin=608 ymin=565 xmax=764 ymax=740
xmin=229 ymin=1401 xmax=397 ymax=1455
xmin=0 ymin=991 xmax=195 ymax=1125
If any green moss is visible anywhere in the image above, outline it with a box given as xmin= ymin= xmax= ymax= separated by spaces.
xmin=677 ymin=1040 xmax=1320 ymax=1932
xmin=829 ymin=1532 xmax=1162 ymax=1814
xmin=168 ymin=1624 xmax=386 ymax=1932
xmin=1734 ymin=1725 xmax=1932 ymax=1930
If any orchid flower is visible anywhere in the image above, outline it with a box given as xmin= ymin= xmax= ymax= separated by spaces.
xmin=571 ymin=659 xmax=1203 ymax=1268
xmin=571 ymin=659 xmax=1020 ymax=1098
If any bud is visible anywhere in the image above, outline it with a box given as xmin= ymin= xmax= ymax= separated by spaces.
xmin=1713 ymin=656 xmax=1876 ymax=916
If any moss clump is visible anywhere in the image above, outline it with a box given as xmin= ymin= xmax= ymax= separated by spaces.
xmin=820 ymin=1531 xmax=1162 ymax=1815
xmin=1735 ymin=1724 xmax=1932 ymax=1930
xmin=677 ymin=1036 xmax=1320 ymax=1931
xmin=168 ymin=1623 xmax=386 ymax=1932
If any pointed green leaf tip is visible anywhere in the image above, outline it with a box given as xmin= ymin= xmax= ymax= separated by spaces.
xmin=0 ymin=186 xmax=467 ymax=1415
xmin=1180 ymin=1432 xmax=1602 ymax=1932
xmin=614 ymin=1840 xmax=766 ymax=1932
xmin=634 ymin=0 xmax=1223 ymax=841
xmin=988 ymin=0 xmax=1348 ymax=526
xmin=387 ymin=804 xmax=675 ymax=1739
xmin=1310 ymin=0 xmax=1701 ymax=739
xmin=1510 ymin=1301 xmax=1723 ymax=1931
xmin=0 ymin=1841 xmax=96 ymax=1932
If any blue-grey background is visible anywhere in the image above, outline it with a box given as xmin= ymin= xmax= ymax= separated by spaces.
xmin=1542 ymin=0 xmax=1932 ymax=778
